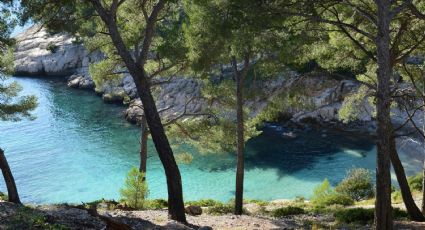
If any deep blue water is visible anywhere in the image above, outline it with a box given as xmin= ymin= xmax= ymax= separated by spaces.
xmin=0 ymin=76 xmax=422 ymax=204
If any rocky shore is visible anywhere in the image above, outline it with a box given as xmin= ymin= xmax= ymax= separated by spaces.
xmin=12 ymin=25 xmax=425 ymax=157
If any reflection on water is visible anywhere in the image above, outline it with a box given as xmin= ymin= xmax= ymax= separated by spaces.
xmin=0 ymin=76 xmax=422 ymax=204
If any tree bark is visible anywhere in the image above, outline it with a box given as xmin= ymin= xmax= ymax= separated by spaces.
xmin=231 ymin=55 xmax=249 ymax=215
xmin=375 ymin=1 xmax=393 ymax=229
xmin=389 ymin=137 xmax=425 ymax=221
xmin=91 ymin=0 xmax=186 ymax=223
xmin=422 ymin=158 xmax=425 ymax=214
xmin=0 ymin=148 xmax=21 ymax=204
xmin=234 ymin=69 xmax=245 ymax=215
xmin=139 ymin=116 xmax=148 ymax=178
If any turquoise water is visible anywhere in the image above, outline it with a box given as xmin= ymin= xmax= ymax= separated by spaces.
xmin=0 ymin=76 xmax=422 ymax=204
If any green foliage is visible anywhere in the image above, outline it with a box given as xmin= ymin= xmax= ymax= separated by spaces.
xmin=338 ymin=86 xmax=373 ymax=123
xmin=334 ymin=208 xmax=374 ymax=224
xmin=120 ymin=167 xmax=148 ymax=210
xmin=0 ymin=191 xmax=8 ymax=200
xmin=244 ymin=199 xmax=269 ymax=207
xmin=0 ymin=48 xmax=15 ymax=75
xmin=46 ymin=42 xmax=58 ymax=53
xmin=145 ymin=199 xmax=168 ymax=210
xmin=272 ymin=206 xmax=305 ymax=218
xmin=7 ymin=206 xmax=69 ymax=230
xmin=185 ymin=199 xmax=222 ymax=207
xmin=407 ymin=173 xmax=423 ymax=191
xmin=393 ymin=207 xmax=409 ymax=220
xmin=311 ymin=179 xmax=354 ymax=209
xmin=206 ymin=203 xmax=235 ymax=215
xmin=335 ymin=168 xmax=374 ymax=201
xmin=334 ymin=207 xmax=409 ymax=224
xmin=391 ymin=190 xmax=403 ymax=203
xmin=0 ymin=77 xmax=38 ymax=121
xmin=174 ymin=152 xmax=194 ymax=165
xmin=89 ymin=58 xmax=123 ymax=92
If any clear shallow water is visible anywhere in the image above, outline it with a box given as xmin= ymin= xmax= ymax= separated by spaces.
xmin=0 ymin=76 xmax=422 ymax=204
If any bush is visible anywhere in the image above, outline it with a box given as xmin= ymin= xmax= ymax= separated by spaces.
xmin=393 ymin=208 xmax=409 ymax=219
xmin=146 ymin=199 xmax=168 ymax=209
xmin=244 ymin=199 xmax=269 ymax=206
xmin=272 ymin=206 xmax=305 ymax=217
xmin=120 ymin=167 xmax=148 ymax=209
xmin=408 ymin=173 xmax=423 ymax=191
xmin=335 ymin=168 xmax=374 ymax=201
xmin=334 ymin=208 xmax=374 ymax=224
xmin=185 ymin=199 xmax=222 ymax=207
xmin=206 ymin=203 xmax=234 ymax=215
xmin=8 ymin=206 xmax=68 ymax=230
xmin=335 ymin=207 xmax=410 ymax=224
xmin=311 ymin=179 xmax=354 ymax=209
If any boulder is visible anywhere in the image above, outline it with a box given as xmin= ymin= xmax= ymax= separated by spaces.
xmin=67 ymin=75 xmax=95 ymax=90
xmin=185 ymin=205 xmax=202 ymax=216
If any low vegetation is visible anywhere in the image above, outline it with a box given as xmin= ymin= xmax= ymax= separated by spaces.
xmin=6 ymin=206 xmax=68 ymax=230
xmin=119 ymin=167 xmax=148 ymax=209
xmin=271 ymin=206 xmax=305 ymax=217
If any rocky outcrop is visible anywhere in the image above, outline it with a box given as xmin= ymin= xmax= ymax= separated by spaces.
xmin=13 ymin=25 xmax=102 ymax=78
xmin=15 ymin=25 xmax=422 ymax=134
xmin=67 ymin=74 xmax=95 ymax=89
xmin=125 ymin=78 xmax=205 ymax=124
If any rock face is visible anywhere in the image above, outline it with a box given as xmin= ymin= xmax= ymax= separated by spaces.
xmin=14 ymin=25 xmax=102 ymax=78
xmin=15 ymin=25 xmax=423 ymax=133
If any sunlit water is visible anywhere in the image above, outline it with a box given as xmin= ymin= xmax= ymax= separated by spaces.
xmin=0 ymin=76 xmax=422 ymax=204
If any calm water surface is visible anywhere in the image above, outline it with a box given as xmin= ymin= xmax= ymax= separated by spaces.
xmin=0 ymin=76 xmax=422 ymax=204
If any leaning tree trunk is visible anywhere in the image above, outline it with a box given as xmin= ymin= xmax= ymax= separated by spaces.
xmin=0 ymin=148 xmax=21 ymax=204
xmin=389 ymin=137 xmax=425 ymax=221
xmin=375 ymin=1 xmax=393 ymax=229
xmin=139 ymin=116 xmax=148 ymax=179
xmin=134 ymin=78 xmax=186 ymax=223
xmin=93 ymin=1 xmax=187 ymax=223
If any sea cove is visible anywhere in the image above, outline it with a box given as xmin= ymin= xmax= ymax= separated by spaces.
xmin=0 ymin=76 xmax=421 ymax=204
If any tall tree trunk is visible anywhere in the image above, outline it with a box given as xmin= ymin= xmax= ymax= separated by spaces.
xmin=375 ymin=1 xmax=393 ymax=229
xmin=231 ymin=55 xmax=249 ymax=215
xmin=234 ymin=71 xmax=245 ymax=215
xmin=422 ymin=107 xmax=425 ymax=214
xmin=139 ymin=116 xmax=148 ymax=178
xmin=92 ymin=1 xmax=187 ymax=223
xmin=135 ymin=79 xmax=186 ymax=223
xmin=421 ymin=156 xmax=425 ymax=215
xmin=389 ymin=137 xmax=425 ymax=221
xmin=0 ymin=148 xmax=21 ymax=204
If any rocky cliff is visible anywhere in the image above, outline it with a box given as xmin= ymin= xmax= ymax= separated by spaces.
xmin=14 ymin=25 xmax=417 ymax=131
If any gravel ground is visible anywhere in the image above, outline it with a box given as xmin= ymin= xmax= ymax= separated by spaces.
xmin=2 ymin=201 xmax=425 ymax=229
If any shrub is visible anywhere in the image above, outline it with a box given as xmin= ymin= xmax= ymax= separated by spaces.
xmin=120 ymin=167 xmax=148 ymax=209
xmin=245 ymin=199 xmax=269 ymax=206
xmin=185 ymin=199 xmax=222 ymax=207
xmin=46 ymin=42 xmax=58 ymax=53
xmin=146 ymin=199 xmax=168 ymax=209
xmin=335 ymin=168 xmax=374 ymax=201
xmin=407 ymin=173 xmax=423 ymax=191
xmin=393 ymin=208 xmax=409 ymax=219
xmin=206 ymin=203 xmax=234 ymax=215
xmin=311 ymin=179 xmax=354 ymax=209
xmin=334 ymin=208 xmax=374 ymax=224
xmin=392 ymin=190 xmax=403 ymax=203
xmin=8 ymin=206 xmax=68 ymax=230
xmin=272 ymin=206 xmax=305 ymax=217
xmin=335 ymin=207 xmax=410 ymax=224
